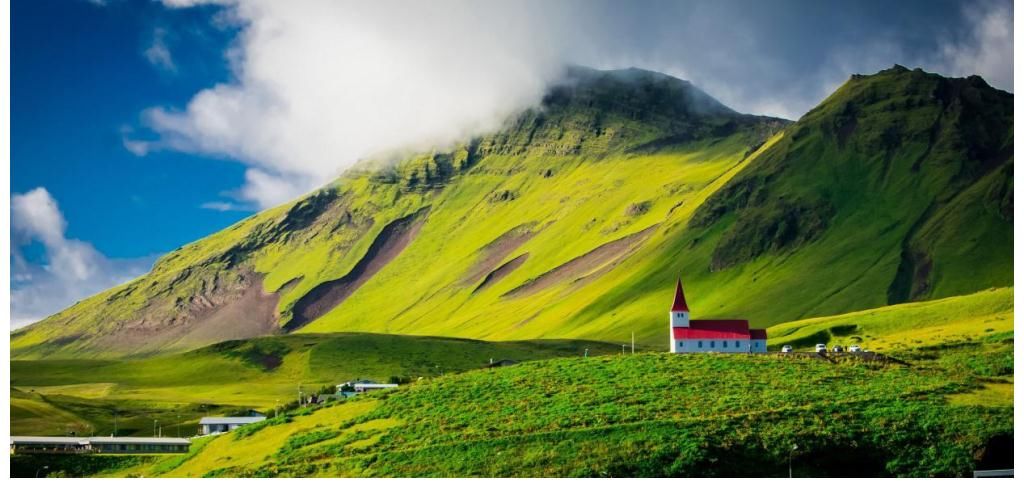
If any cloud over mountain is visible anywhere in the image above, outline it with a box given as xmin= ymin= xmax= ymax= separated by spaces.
xmin=127 ymin=0 xmax=1012 ymax=209
xmin=10 ymin=188 xmax=155 ymax=329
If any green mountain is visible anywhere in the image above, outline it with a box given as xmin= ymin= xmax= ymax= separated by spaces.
xmin=11 ymin=65 xmax=1012 ymax=359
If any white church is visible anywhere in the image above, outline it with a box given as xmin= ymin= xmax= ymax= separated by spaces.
xmin=668 ymin=279 xmax=767 ymax=353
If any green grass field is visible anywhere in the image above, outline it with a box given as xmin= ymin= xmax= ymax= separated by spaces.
xmin=768 ymin=287 xmax=1013 ymax=351
xmin=10 ymin=333 xmax=627 ymax=437
xmin=105 ymin=347 xmax=1013 ymax=477
xmin=13 ymin=288 xmax=1010 ymax=477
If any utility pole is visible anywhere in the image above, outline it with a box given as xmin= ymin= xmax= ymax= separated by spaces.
xmin=113 ymin=411 xmax=118 ymax=437
xmin=631 ymin=332 xmax=635 ymax=354
xmin=153 ymin=419 xmax=158 ymax=437
xmin=621 ymin=344 xmax=625 ymax=355
xmin=584 ymin=348 xmax=589 ymax=358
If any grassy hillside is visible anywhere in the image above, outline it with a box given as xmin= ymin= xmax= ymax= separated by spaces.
xmin=100 ymin=347 xmax=1013 ymax=477
xmin=11 ymin=334 xmax=625 ymax=437
xmin=12 ymin=288 xmax=1013 ymax=477
xmin=768 ymin=287 xmax=1013 ymax=350
xmin=11 ymin=66 xmax=1012 ymax=359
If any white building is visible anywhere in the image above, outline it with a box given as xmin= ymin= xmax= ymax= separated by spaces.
xmin=347 ymin=383 xmax=398 ymax=393
xmin=668 ymin=279 xmax=768 ymax=353
xmin=198 ymin=416 xmax=266 ymax=435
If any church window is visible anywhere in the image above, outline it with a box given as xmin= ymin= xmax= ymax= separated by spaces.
xmin=698 ymin=341 xmax=702 ymax=348
xmin=735 ymin=341 xmax=740 ymax=348
xmin=710 ymin=341 xmax=715 ymax=348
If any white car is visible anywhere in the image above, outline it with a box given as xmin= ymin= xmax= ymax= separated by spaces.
xmin=815 ymin=344 xmax=827 ymax=353
xmin=781 ymin=345 xmax=793 ymax=353
xmin=849 ymin=345 xmax=862 ymax=352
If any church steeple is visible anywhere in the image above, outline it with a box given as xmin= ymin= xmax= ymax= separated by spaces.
xmin=669 ymin=278 xmax=691 ymax=351
xmin=670 ymin=278 xmax=689 ymax=312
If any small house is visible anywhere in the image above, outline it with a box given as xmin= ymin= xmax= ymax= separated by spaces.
xmin=350 ymin=383 xmax=398 ymax=393
xmin=198 ymin=416 xmax=266 ymax=435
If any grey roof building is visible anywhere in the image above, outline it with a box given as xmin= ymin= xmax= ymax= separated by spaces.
xmin=198 ymin=416 xmax=266 ymax=435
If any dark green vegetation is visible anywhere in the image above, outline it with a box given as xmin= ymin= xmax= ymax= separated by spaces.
xmin=10 ymin=333 xmax=625 ymax=436
xmin=685 ymin=65 xmax=1012 ymax=318
xmin=10 ymin=454 xmax=148 ymax=478
xmin=13 ymin=65 xmax=1011 ymax=358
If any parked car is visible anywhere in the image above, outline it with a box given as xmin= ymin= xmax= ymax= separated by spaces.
xmin=831 ymin=345 xmax=844 ymax=353
xmin=815 ymin=344 xmax=827 ymax=353
xmin=781 ymin=345 xmax=793 ymax=353
xmin=848 ymin=345 xmax=862 ymax=352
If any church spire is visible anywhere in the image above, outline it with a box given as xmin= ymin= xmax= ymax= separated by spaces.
xmin=670 ymin=278 xmax=689 ymax=312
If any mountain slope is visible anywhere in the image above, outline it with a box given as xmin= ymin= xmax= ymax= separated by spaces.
xmin=11 ymin=66 xmax=1012 ymax=358
xmin=679 ymin=65 xmax=1013 ymax=319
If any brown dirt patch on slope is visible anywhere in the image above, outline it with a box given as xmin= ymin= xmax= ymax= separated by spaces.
xmin=286 ymin=208 xmax=429 ymax=330
xmin=503 ymin=225 xmax=657 ymax=299
xmin=461 ymin=223 xmax=539 ymax=286
xmin=473 ymin=253 xmax=529 ymax=293
xmin=87 ymin=269 xmax=281 ymax=357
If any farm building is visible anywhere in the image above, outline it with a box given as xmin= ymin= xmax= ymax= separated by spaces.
xmin=10 ymin=436 xmax=190 ymax=455
xmin=198 ymin=416 xmax=266 ymax=435
xmin=668 ymin=279 xmax=768 ymax=353
xmin=351 ymin=383 xmax=398 ymax=393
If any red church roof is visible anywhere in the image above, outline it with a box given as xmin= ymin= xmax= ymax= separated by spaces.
xmin=673 ymin=327 xmax=751 ymax=340
xmin=670 ymin=279 xmax=689 ymax=312
xmin=672 ymin=320 xmax=766 ymax=341
xmin=689 ymin=319 xmax=749 ymax=332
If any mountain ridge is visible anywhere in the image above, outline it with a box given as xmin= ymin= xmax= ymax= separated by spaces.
xmin=11 ymin=65 xmax=1012 ymax=359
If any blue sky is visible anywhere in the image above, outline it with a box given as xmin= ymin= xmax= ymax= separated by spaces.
xmin=9 ymin=0 xmax=1013 ymax=327
xmin=12 ymin=0 xmax=247 ymax=258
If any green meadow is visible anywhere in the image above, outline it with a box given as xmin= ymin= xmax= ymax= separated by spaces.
xmin=10 ymin=334 xmax=625 ymax=437
xmin=11 ymin=287 xmax=1013 ymax=477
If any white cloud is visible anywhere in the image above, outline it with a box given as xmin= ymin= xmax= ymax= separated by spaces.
xmin=10 ymin=188 xmax=156 ymax=330
xmin=128 ymin=0 xmax=1013 ymax=207
xmin=132 ymin=0 xmax=584 ymax=209
xmin=934 ymin=0 xmax=1013 ymax=91
xmin=144 ymin=27 xmax=177 ymax=73
xmin=200 ymin=200 xmax=247 ymax=211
